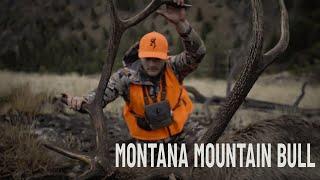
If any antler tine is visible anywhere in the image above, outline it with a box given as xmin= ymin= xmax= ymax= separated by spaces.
xmin=260 ymin=0 xmax=289 ymax=72
xmin=122 ymin=0 xmax=171 ymax=29
xmin=198 ymin=0 xmax=264 ymax=145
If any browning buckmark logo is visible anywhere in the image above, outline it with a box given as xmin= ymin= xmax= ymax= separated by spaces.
xmin=150 ymin=38 xmax=156 ymax=49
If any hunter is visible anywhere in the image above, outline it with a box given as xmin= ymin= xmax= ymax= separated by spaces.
xmin=65 ymin=0 xmax=206 ymax=142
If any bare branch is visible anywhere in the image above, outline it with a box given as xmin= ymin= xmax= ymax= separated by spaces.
xmin=260 ymin=0 xmax=289 ymax=72
xmin=293 ymin=81 xmax=308 ymax=107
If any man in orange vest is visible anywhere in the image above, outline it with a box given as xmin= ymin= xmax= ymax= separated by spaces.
xmin=66 ymin=0 xmax=206 ymax=142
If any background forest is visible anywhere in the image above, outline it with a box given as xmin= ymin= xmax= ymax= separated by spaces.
xmin=1 ymin=0 xmax=319 ymax=78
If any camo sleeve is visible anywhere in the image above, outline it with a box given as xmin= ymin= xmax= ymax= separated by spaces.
xmin=169 ymin=26 xmax=206 ymax=81
xmin=84 ymin=68 xmax=130 ymax=108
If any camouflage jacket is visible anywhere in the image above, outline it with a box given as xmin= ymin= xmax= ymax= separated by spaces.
xmin=85 ymin=27 xmax=206 ymax=107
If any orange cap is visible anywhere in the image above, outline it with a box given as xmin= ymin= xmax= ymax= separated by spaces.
xmin=138 ymin=31 xmax=168 ymax=60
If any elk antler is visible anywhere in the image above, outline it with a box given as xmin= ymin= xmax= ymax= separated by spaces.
xmin=44 ymin=0 xmax=172 ymax=178
xmin=198 ymin=0 xmax=289 ymax=146
xmin=197 ymin=0 xmax=264 ymax=145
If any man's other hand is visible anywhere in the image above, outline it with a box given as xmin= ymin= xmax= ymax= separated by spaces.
xmin=157 ymin=0 xmax=186 ymax=25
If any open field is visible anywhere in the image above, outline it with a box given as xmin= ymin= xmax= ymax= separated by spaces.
xmin=0 ymin=70 xmax=319 ymax=112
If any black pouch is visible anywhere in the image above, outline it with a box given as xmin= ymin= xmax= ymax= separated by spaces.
xmin=136 ymin=117 xmax=152 ymax=131
xmin=144 ymin=100 xmax=172 ymax=130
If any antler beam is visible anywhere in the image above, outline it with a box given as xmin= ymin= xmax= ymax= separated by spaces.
xmin=199 ymin=0 xmax=265 ymax=145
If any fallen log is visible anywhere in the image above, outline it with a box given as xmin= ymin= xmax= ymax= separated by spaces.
xmin=185 ymin=85 xmax=320 ymax=116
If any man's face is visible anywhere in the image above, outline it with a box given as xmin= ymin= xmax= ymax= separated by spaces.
xmin=141 ymin=58 xmax=166 ymax=77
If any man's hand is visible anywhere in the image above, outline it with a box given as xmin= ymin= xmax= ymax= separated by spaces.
xmin=62 ymin=93 xmax=87 ymax=111
xmin=157 ymin=0 xmax=186 ymax=25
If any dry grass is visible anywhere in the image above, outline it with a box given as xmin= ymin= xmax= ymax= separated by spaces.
xmin=0 ymin=70 xmax=122 ymax=114
xmin=0 ymin=71 xmax=98 ymax=97
xmin=0 ymin=83 xmax=54 ymax=116
xmin=0 ymin=122 xmax=58 ymax=178
xmin=0 ymin=70 xmax=319 ymax=116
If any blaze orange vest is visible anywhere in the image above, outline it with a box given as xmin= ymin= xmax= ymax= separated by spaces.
xmin=123 ymin=65 xmax=193 ymax=141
